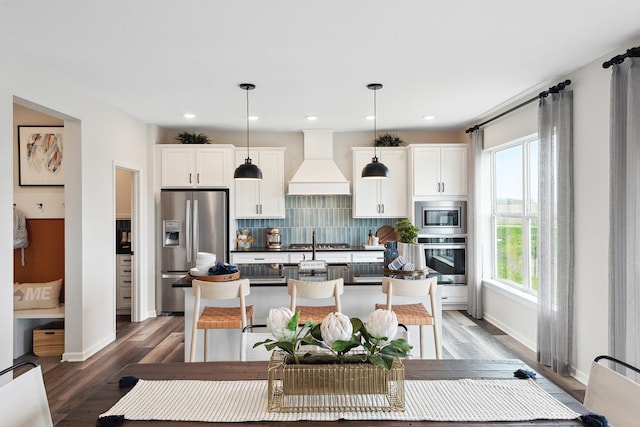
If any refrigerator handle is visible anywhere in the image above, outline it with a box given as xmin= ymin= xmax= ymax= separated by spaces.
xmin=186 ymin=199 xmax=192 ymax=263
xmin=193 ymin=199 xmax=200 ymax=256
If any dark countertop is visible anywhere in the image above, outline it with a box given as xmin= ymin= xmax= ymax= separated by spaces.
xmin=173 ymin=263 xmax=435 ymax=288
xmin=230 ymin=246 xmax=385 ymax=253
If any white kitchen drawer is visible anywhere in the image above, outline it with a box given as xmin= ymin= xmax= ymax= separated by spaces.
xmin=439 ymin=285 xmax=468 ymax=309
xmin=351 ymin=251 xmax=384 ymax=263
xmin=231 ymin=252 xmax=289 ymax=265
xmin=288 ymin=252 xmax=352 ymax=264
xmin=118 ymin=265 xmax=132 ymax=277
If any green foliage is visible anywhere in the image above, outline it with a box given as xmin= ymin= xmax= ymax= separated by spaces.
xmin=175 ymin=132 xmax=211 ymax=144
xmin=254 ymin=312 xmax=412 ymax=370
xmin=395 ymin=219 xmax=419 ymax=243
xmin=375 ymin=133 xmax=404 ymax=147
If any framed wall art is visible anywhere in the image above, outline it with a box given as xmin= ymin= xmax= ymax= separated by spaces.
xmin=18 ymin=125 xmax=64 ymax=186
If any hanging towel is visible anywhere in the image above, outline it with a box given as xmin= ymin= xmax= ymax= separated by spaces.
xmin=13 ymin=207 xmax=28 ymax=266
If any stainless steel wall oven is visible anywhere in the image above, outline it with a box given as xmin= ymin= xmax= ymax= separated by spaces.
xmin=415 ymin=200 xmax=467 ymax=285
xmin=418 ymin=236 xmax=466 ymax=285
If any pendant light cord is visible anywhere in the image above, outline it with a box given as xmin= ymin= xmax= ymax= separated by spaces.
xmin=245 ymin=86 xmax=250 ymax=160
xmin=373 ymin=86 xmax=378 ymax=159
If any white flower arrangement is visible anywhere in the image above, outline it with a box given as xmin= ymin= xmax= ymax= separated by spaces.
xmin=255 ymin=308 xmax=412 ymax=370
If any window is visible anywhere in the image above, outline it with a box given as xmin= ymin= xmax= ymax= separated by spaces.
xmin=491 ymin=135 xmax=539 ymax=294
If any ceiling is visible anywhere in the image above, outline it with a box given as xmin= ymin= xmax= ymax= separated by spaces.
xmin=2 ymin=1 xmax=640 ymax=132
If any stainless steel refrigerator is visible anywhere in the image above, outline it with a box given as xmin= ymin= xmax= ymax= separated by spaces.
xmin=160 ymin=189 xmax=229 ymax=313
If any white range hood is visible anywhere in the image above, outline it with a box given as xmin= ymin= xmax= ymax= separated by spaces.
xmin=287 ymin=130 xmax=351 ymax=195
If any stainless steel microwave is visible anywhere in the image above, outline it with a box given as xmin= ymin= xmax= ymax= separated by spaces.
xmin=415 ymin=200 xmax=466 ymax=235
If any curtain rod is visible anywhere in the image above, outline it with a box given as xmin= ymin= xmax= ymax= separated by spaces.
xmin=465 ymin=79 xmax=572 ymax=134
xmin=602 ymin=46 xmax=640 ymax=68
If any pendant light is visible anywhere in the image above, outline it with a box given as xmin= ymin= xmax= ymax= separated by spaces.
xmin=361 ymin=83 xmax=390 ymax=179
xmin=234 ymin=83 xmax=263 ymax=180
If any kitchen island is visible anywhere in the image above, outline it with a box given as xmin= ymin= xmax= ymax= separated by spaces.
xmin=174 ymin=263 xmax=442 ymax=361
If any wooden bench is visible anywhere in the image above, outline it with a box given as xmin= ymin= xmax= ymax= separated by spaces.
xmin=13 ymin=305 xmax=65 ymax=358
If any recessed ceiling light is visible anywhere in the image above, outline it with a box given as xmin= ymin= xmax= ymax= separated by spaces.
xmin=305 ymin=115 xmax=318 ymax=121
xmin=248 ymin=115 xmax=259 ymax=121
xmin=366 ymin=115 xmax=375 ymax=120
xmin=184 ymin=113 xmax=196 ymax=119
xmin=422 ymin=115 xmax=436 ymax=120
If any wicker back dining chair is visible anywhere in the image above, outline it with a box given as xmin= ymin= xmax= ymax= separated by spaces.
xmin=189 ymin=278 xmax=253 ymax=362
xmin=375 ymin=276 xmax=441 ymax=359
xmin=288 ymin=278 xmax=344 ymax=324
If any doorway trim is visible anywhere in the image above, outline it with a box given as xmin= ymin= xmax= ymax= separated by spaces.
xmin=113 ymin=162 xmax=143 ymax=322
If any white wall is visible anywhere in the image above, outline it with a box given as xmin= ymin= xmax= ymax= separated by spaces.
xmin=1 ymin=64 xmax=155 ymax=368
xmin=480 ymin=36 xmax=640 ymax=384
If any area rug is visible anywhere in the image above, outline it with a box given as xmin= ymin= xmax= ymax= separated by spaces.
xmin=99 ymin=378 xmax=580 ymax=422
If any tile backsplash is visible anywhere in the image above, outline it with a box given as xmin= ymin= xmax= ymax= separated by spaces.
xmin=235 ymin=195 xmax=403 ymax=248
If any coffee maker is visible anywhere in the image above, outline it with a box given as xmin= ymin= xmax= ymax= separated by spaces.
xmin=265 ymin=228 xmax=282 ymax=249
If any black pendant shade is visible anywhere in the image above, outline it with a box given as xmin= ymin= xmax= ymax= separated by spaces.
xmin=361 ymin=156 xmax=390 ymax=179
xmin=361 ymin=83 xmax=390 ymax=179
xmin=234 ymin=157 xmax=263 ymax=180
xmin=234 ymin=83 xmax=263 ymax=180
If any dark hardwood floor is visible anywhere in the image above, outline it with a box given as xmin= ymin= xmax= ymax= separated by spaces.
xmin=13 ymin=311 xmax=586 ymax=426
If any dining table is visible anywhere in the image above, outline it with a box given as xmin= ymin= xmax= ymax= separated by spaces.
xmin=57 ymin=358 xmax=588 ymax=426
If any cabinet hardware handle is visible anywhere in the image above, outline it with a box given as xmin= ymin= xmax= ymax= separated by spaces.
xmin=442 ymin=182 xmax=445 ymax=193
xmin=260 ymin=204 xmax=263 ymax=214
xmin=197 ymin=173 xmax=200 ymax=184
xmin=256 ymin=204 xmax=259 ymax=214
xmin=124 ymin=280 xmax=132 ymax=284
xmin=123 ymin=269 xmax=131 ymax=273
xmin=189 ymin=173 xmax=192 ymax=184
xmin=381 ymin=204 xmax=384 ymax=214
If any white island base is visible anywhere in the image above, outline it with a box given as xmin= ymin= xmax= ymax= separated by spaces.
xmin=183 ymin=284 xmax=442 ymax=362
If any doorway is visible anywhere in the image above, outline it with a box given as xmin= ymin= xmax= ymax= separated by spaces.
xmin=115 ymin=166 xmax=139 ymax=325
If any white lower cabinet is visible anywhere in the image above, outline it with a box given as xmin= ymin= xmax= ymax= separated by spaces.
xmin=116 ymin=254 xmax=132 ymax=313
xmin=439 ymin=284 xmax=468 ymax=310
xmin=230 ymin=252 xmax=289 ymax=265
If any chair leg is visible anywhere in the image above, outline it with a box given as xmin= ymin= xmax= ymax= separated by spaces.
xmin=419 ymin=325 xmax=425 ymax=359
xmin=204 ymin=329 xmax=209 ymax=362
xmin=189 ymin=323 xmax=198 ymax=363
xmin=433 ymin=322 xmax=441 ymax=359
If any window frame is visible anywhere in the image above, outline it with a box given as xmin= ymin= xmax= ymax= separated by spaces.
xmin=490 ymin=133 xmax=539 ymax=295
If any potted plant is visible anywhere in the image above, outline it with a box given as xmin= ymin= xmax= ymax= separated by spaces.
xmin=175 ymin=132 xmax=211 ymax=144
xmin=394 ymin=219 xmax=426 ymax=271
xmin=375 ymin=133 xmax=404 ymax=147
xmin=256 ymin=308 xmax=409 ymax=412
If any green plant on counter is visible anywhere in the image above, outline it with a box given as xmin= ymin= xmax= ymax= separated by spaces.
xmin=175 ymin=132 xmax=211 ymax=144
xmin=395 ymin=219 xmax=419 ymax=243
xmin=375 ymin=133 xmax=404 ymax=147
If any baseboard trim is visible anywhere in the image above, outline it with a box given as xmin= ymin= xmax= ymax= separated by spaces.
xmin=62 ymin=332 xmax=116 ymax=362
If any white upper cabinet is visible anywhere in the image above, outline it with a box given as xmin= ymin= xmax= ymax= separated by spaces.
xmin=160 ymin=145 xmax=233 ymax=188
xmin=234 ymin=148 xmax=286 ymax=218
xmin=411 ymin=144 xmax=468 ymax=197
xmin=352 ymin=147 xmax=407 ymax=218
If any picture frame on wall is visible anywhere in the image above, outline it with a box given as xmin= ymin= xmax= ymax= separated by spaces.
xmin=18 ymin=125 xmax=64 ymax=186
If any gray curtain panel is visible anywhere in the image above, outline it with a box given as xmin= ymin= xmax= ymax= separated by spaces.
xmin=609 ymin=57 xmax=640 ymax=373
xmin=467 ymin=129 xmax=483 ymax=319
xmin=537 ymin=90 xmax=574 ymax=375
